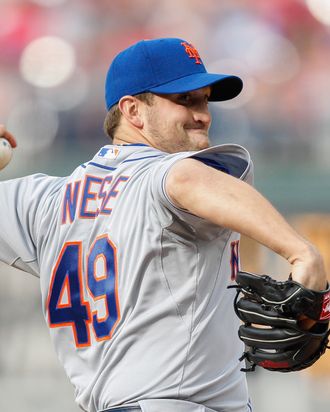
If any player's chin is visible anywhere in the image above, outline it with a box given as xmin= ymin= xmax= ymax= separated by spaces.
xmin=188 ymin=133 xmax=210 ymax=151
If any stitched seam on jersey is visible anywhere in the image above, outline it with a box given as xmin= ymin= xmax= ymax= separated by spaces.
xmin=118 ymin=148 xmax=166 ymax=168
xmin=177 ymin=232 xmax=234 ymax=396
xmin=87 ymin=162 xmax=117 ymax=171
xmin=192 ymin=230 xmax=233 ymax=331
xmin=177 ymin=243 xmax=200 ymax=397
xmin=122 ymin=143 xmax=149 ymax=146
xmin=159 ymin=228 xmax=185 ymax=324
xmin=159 ymin=227 xmax=198 ymax=399
xmin=177 ymin=231 xmax=236 ymax=397
xmin=122 ymin=155 xmax=163 ymax=163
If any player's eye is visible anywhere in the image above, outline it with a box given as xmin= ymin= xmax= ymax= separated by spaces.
xmin=177 ymin=94 xmax=192 ymax=105
xmin=175 ymin=92 xmax=209 ymax=107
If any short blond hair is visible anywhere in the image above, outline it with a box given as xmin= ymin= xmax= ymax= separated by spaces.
xmin=103 ymin=93 xmax=154 ymax=140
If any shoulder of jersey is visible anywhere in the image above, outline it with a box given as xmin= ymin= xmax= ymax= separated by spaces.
xmin=95 ymin=145 xmax=166 ymax=164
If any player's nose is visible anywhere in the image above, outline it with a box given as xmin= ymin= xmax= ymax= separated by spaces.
xmin=192 ymin=106 xmax=211 ymax=127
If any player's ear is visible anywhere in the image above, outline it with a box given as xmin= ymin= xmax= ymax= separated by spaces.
xmin=118 ymin=96 xmax=143 ymax=128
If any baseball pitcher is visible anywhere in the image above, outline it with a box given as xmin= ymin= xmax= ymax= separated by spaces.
xmin=0 ymin=38 xmax=329 ymax=412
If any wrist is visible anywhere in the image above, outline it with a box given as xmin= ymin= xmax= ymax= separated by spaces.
xmin=288 ymin=242 xmax=328 ymax=291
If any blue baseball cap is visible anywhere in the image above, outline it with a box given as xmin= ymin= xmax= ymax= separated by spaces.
xmin=105 ymin=37 xmax=243 ymax=110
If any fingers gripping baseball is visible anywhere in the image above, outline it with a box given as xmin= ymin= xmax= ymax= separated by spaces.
xmin=0 ymin=125 xmax=17 ymax=148
xmin=232 ymin=271 xmax=330 ymax=372
xmin=0 ymin=125 xmax=17 ymax=170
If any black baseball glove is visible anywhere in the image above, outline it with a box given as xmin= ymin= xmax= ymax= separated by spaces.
xmin=232 ymin=271 xmax=330 ymax=372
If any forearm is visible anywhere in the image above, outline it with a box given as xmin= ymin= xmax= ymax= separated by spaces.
xmin=187 ymin=170 xmax=307 ymax=259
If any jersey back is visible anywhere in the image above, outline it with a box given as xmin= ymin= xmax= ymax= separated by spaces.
xmin=0 ymin=143 xmax=253 ymax=412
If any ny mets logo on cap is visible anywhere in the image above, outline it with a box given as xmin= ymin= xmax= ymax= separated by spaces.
xmin=181 ymin=42 xmax=202 ymax=64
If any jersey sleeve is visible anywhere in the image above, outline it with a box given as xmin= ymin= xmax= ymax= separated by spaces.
xmin=0 ymin=173 xmax=62 ymax=276
xmin=151 ymin=144 xmax=253 ymax=226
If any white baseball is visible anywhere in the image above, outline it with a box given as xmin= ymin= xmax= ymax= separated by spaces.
xmin=0 ymin=137 xmax=13 ymax=170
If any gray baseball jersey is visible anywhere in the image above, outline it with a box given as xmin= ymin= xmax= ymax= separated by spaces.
xmin=0 ymin=143 xmax=253 ymax=412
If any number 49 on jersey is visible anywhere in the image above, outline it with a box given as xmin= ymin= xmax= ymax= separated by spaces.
xmin=46 ymin=235 xmax=120 ymax=347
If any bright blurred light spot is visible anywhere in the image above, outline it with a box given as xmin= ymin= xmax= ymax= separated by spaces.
xmin=306 ymin=0 xmax=330 ymax=25
xmin=245 ymin=32 xmax=300 ymax=84
xmin=20 ymin=36 xmax=76 ymax=88
xmin=30 ymin=0 xmax=68 ymax=6
xmin=7 ymin=99 xmax=59 ymax=154
xmin=37 ymin=68 xmax=89 ymax=111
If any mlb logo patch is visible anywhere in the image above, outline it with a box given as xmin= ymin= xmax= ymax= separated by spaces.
xmin=98 ymin=147 xmax=120 ymax=160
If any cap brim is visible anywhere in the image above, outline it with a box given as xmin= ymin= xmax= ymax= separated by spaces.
xmin=148 ymin=73 xmax=243 ymax=101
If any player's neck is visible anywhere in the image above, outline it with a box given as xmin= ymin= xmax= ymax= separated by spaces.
xmin=113 ymin=125 xmax=153 ymax=148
